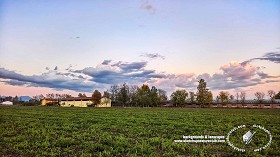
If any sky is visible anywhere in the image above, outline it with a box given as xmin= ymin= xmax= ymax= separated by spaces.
xmin=0 ymin=0 xmax=279 ymax=99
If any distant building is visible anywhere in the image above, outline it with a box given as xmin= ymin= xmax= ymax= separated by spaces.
xmin=1 ymin=101 xmax=13 ymax=105
xmin=19 ymin=96 xmax=32 ymax=102
xmin=41 ymin=99 xmax=58 ymax=106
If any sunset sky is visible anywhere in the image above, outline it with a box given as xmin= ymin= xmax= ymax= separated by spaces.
xmin=0 ymin=0 xmax=279 ymax=99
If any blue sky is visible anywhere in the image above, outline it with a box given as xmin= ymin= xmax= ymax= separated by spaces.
xmin=0 ymin=0 xmax=279 ymax=98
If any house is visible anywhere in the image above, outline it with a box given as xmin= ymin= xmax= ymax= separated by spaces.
xmin=1 ymin=101 xmax=13 ymax=105
xmin=60 ymin=97 xmax=92 ymax=107
xmin=41 ymin=99 xmax=58 ymax=105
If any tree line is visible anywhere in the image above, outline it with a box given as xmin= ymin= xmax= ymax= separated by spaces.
xmin=216 ymin=90 xmax=278 ymax=104
xmin=91 ymin=83 xmax=168 ymax=107
xmin=90 ymin=79 xmax=213 ymax=107
xmin=90 ymin=79 xmax=280 ymax=107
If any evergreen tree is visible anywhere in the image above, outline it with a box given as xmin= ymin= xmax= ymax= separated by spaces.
xmin=196 ymin=79 xmax=212 ymax=107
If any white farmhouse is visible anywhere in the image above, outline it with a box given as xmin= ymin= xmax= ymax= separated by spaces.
xmin=1 ymin=101 xmax=13 ymax=105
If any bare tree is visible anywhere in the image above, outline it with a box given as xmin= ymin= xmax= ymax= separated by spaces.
xmin=255 ymin=92 xmax=265 ymax=108
xmin=46 ymin=93 xmax=55 ymax=99
xmin=255 ymin=92 xmax=265 ymax=103
xmin=235 ymin=92 xmax=239 ymax=103
xmin=33 ymin=94 xmax=45 ymax=100
xmin=55 ymin=94 xmax=61 ymax=100
xmin=240 ymin=92 xmax=246 ymax=107
xmin=267 ymin=90 xmax=276 ymax=103
xmin=61 ymin=94 xmax=72 ymax=98
xmin=110 ymin=85 xmax=119 ymax=102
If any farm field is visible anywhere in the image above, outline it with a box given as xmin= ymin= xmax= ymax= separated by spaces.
xmin=0 ymin=106 xmax=279 ymax=156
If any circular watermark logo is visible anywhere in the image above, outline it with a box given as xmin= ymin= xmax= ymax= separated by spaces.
xmin=226 ymin=125 xmax=272 ymax=152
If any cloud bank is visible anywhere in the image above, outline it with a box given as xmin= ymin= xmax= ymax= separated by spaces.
xmin=0 ymin=68 xmax=98 ymax=92
xmin=154 ymin=61 xmax=279 ymax=92
xmin=1 ymin=53 xmax=279 ymax=93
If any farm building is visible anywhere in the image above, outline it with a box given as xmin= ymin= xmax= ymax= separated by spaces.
xmin=41 ymin=99 xmax=58 ymax=106
xmin=60 ymin=97 xmax=111 ymax=107
xmin=60 ymin=97 xmax=92 ymax=107
xmin=0 ymin=101 xmax=13 ymax=105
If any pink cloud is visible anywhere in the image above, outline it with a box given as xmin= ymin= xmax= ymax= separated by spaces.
xmin=220 ymin=61 xmax=259 ymax=79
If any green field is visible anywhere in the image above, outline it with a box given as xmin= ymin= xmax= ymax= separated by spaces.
xmin=0 ymin=106 xmax=279 ymax=156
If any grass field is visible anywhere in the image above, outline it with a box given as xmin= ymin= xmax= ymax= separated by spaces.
xmin=0 ymin=106 xmax=279 ymax=156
